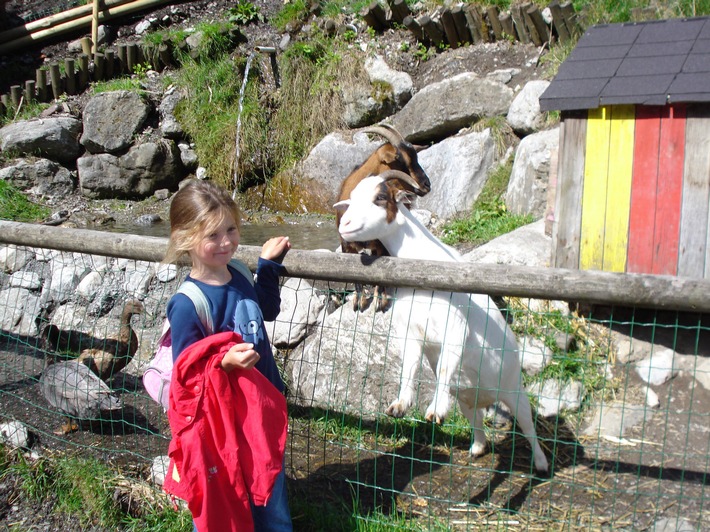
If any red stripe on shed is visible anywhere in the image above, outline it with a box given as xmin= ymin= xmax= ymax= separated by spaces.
xmin=628 ymin=106 xmax=661 ymax=273
xmin=652 ymin=104 xmax=685 ymax=275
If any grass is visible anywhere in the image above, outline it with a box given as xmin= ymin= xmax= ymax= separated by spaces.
xmin=440 ymin=161 xmax=532 ymax=247
xmin=0 ymin=180 xmax=50 ymax=222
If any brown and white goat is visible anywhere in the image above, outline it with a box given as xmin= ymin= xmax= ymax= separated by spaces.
xmin=335 ymin=123 xmax=431 ymax=312
xmin=334 ymin=170 xmax=549 ymax=474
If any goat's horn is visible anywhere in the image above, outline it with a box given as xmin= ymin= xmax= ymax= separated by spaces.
xmin=379 ymin=169 xmax=421 ymax=191
xmin=361 ymin=124 xmax=405 ymax=146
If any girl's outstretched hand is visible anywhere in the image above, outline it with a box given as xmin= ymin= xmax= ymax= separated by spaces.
xmin=222 ymin=342 xmax=260 ymax=372
xmin=260 ymin=236 xmax=291 ymax=264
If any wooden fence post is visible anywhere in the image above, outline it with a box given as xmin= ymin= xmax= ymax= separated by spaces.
xmin=418 ymin=14 xmax=445 ymax=47
xmin=49 ymin=63 xmax=63 ymax=100
xmin=10 ymin=85 xmax=22 ymax=107
xmin=451 ymin=5 xmax=472 ymax=45
xmin=403 ymin=14 xmax=425 ymax=42
xmin=388 ymin=0 xmax=411 ymax=24
xmin=36 ymin=68 xmax=48 ymax=102
xmin=361 ymin=0 xmax=388 ymax=31
xmin=486 ymin=6 xmax=504 ymax=41
xmin=117 ymin=43 xmax=128 ymax=73
xmin=78 ymin=53 xmax=90 ymax=89
xmin=548 ymin=1 xmax=571 ymax=43
xmin=23 ymin=80 xmax=35 ymax=103
xmin=64 ymin=58 xmax=76 ymax=95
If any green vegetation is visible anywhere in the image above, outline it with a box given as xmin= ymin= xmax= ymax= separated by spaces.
xmin=440 ymin=161 xmax=532 ymax=247
xmin=228 ymin=0 xmax=265 ymax=25
xmin=0 ymin=180 xmax=50 ymax=222
xmin=0 ymin=445 xmax=192 ymax=530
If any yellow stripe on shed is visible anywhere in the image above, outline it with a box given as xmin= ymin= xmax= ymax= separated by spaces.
xmin=603 ymin=105 xmax=635 ymax=272
xmin=580 ymin=107 xmax=610 ymax=270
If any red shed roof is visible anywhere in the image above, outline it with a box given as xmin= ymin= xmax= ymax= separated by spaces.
xmin=539 ymin=16 xmax=710 ymax=111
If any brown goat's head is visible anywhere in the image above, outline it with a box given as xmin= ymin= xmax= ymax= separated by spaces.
xmin=361 ymin=124 xmax=431 ymax=197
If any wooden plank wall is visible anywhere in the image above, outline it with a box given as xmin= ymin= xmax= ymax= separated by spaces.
xmin=553 ymin=103 xmax=710 ymax=279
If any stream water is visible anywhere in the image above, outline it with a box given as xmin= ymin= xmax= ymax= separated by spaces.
xmin=100 ymin=219 xmax=341 ymax=251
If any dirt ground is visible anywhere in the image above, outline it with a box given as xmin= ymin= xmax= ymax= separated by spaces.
xmin=1 ymin=1 xmax=708 ymax=530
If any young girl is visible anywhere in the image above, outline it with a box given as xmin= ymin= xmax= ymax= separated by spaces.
xmin=163 ymin=179 xmax=292 ymax=531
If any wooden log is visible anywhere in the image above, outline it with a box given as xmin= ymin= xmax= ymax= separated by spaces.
xmin=548 ymin=1 xmax=571 ymax=43
xmin=127 ymin=43 xmax=138 ymax=73
xmin=560 ymin=1 xmax=580 ymax=37
xmin=388 ymin=0 xmax=411 ymax=24
xmin=0 ymin=97 xmax=5 ymax=116
xmin=361 ymin=0 xmax=388 ymax=32
xmin=486 ymin=6 xmax=504 ymax=41
xmin=418 ymin=14 xmax=445 ymax=47
xmin=403 ymin=14 xmax=426 ymax=42
xmin=23 ymin=80 xmax=35 ymax=103
xmin=499 ymin=12 xmax=516 ymax=40
xmin=91 ymin=0 xmax=99 ymax=54
xmin=105 ymin=49 xmax=115 ymax=78
xmin=9 ymin=85 xmax=22 ymax=108
xmin=117 ymin=43 xmax=128 ymax=73
xmin=0 ymin=220 xmax=709 ymax=312
xmin=451 ymin=4 xmax=472 ymax=45
xmin=526 ymin=5 xmax=550 ymax=44
xmin=463 ymin=5 xmax=481 ymax=42
xmin=49 ymin=63 xmax=63 ymax=100
xmin=158 ymin=43 xmax=174 ymax=68
xmin=64 ymin=58 xmax=76 ymax=95
xmin=0 ymin=0 xmax=134 ymax=44
xmin=522 ymin=4 xmax=543 ymax=46
xmin=36 ymin=68 xmax=48 ymax=102
xmin=465 ymin=4 xmax=490 ymax=43
xmin=77 ymin=53 xmax=90 ymax=89
xmin=510 ymin=4 xmax=531 ymax=43
xmin=93 ymin=52 xmax=106 ymax=80
xmin=439 ymin=8 xmax=461 ymax=48
xmin=80 ymin=36 xmax=92 ymax=55
xmin=0 ymin=0 xmax=173 ymax=55
xmin=0 ymin=94 xmax=10 ymax=113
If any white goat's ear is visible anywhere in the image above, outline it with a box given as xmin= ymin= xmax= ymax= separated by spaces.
xmin=333 ymin=199 xmax=350 ymax=211
xmin=395 ymin=189 xmax=416 ymax=206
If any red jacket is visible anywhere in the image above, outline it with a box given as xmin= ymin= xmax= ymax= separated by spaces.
xmin=163 ymin=331 xmax=288 ymax=532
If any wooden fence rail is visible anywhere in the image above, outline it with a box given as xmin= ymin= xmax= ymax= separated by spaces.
xmin=1 ymin=220 xmax=709 ymax=313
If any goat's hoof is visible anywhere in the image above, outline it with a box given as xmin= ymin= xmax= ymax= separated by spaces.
xmin=424 ymin=411 xmax=445 ymax=425
xmin=470 ymin=442 xmax=487 ymax=458
xmin=355 ymin=292 xmax=373 ymax=312
xmin=385 ymin=403 xmax=406 ymax=418
xmin=375 ymin=296 xmax=391 ymax=313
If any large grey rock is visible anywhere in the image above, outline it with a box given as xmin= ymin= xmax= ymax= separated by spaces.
xmin=80 ymin=91 xmax=150 ymax=154
xmin=0 ymin=287 xmax=42 ymax=336
xmin=297 ymin=130 xmax=382 ymax=205
xmin=287 ymin=300 xmax=435 ymax=417
xmin=266 ymin=277 xmax=326 ymax=348
xmin=159 ymin=87 xmax=186 ymax=139
xmin=463 ymin=219 xmax=551 ymax=267
xmin=390 ymin=72 xmax=514 ymax=144
xmin=505 ymin=127 xmax=559 ymax=219
xmin=77 ymin=139 xmax=184 ymax=199
xmin=417 ymin=128 xmax=497 ymax=218
xmin=506 ymin=80 xmax=550 ymax=135
xmin=0 ymin=116 xmax=82 ymax=163
xmin=0 ymin=158 xmax=76 ymax=197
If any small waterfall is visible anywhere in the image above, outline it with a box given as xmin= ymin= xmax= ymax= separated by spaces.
xmin=232 ymin=50 xmax=256 ymax=198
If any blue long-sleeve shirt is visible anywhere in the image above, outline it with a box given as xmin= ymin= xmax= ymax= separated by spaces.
xmin=166 ymin=258 xmax=285 ymax=392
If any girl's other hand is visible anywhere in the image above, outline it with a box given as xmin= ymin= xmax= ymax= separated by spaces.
xmin=260 ymin=236 xmax=291 ymax=264
xmin=221 ymin=342 xmax=260 ymax=372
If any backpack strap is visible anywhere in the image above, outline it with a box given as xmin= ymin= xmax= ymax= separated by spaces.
xmin=176 ymin=281 xmax=213 ymax=334
xmin=228 ymin=258 xmax=254 ymax=286
xmin=173 ymin=259 xmax=252 ymax=335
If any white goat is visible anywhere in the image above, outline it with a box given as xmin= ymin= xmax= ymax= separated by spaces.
xmin=334 ymin=170 xmax=549 ymax=474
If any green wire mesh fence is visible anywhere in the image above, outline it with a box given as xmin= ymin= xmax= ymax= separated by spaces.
xmin=0 ymin=237 xmax=708 ymax=530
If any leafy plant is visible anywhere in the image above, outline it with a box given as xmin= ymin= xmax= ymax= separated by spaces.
xmin=228 ymin=0 xmax=265 ymax=25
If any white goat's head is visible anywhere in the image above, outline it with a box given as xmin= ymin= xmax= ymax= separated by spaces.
xmin=334 ymin=170 xmax=418 ymax=243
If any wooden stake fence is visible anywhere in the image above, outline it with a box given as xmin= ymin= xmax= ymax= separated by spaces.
xmin=1 ymin=220 xmax=709 ymax=313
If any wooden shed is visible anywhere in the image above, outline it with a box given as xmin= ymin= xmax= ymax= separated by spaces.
xmin=539 ymin=16 xmax=710 ymax=278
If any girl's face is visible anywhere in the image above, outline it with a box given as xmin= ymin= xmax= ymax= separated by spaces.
xmin=191 ymin=212 xmax=241 ymax=269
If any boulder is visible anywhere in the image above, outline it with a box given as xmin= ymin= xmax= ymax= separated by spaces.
xmin=0 ymin=158 xmax=76 ymax=197
xmin=506 ymin=80 xmax=550 ymax=135
xmin=391 ymin=72 xmax=514 ymax=144
xmin=417 ymin=128 xmax=496 ymax=218
xmin=80 ymin=90 xmax=150 ymax=154
xmin=505 ymin=127 xmax=559 ymax=219
xmin=0 ymin=116 xmax=82 ymax=164
xmin=77 ymin=139 xmax=184 ymax=199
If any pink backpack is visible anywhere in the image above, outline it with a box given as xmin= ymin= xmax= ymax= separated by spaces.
xmin=142 ymin=259 xmax=253 ymax=411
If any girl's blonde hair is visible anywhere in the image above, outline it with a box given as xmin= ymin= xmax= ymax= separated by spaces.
xmin=164 ymin=180 xmax=242 ymax=264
